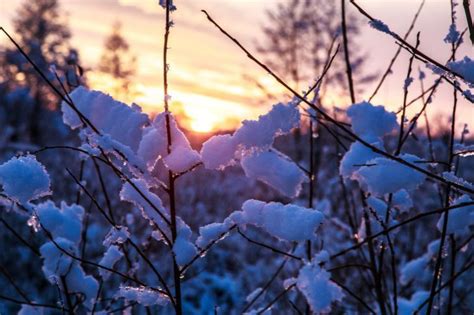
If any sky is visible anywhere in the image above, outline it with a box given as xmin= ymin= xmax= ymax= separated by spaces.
xmin=0 ymin=0 xmax=473 ymax=134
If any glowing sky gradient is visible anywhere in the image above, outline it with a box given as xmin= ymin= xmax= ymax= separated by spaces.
xmin=1 ymin=0 xmax=472 ymax=133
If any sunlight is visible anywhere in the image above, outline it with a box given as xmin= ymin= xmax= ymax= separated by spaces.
xmin=190 ymin=118 xmax=215 ymax=133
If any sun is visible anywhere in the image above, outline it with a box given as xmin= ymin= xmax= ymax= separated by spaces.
xmin=190 ymin=117 xmax=215 ymax=133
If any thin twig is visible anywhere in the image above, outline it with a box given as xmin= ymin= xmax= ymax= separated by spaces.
xmin=369 ymin=0 xmax=425 ymax=101
xmin=463 ymin=0 xmax=474 ymax=44
xmin=341 ymin=0 xmax=356 ymax=104
xmin=238 ymin=229 xmax=303 ymax=261
xmin=331 ymin=201 xmax=474 ymax=259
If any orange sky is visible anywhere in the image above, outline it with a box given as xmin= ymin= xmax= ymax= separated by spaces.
xmin=1 ymin=0 xmax=473 ymax=134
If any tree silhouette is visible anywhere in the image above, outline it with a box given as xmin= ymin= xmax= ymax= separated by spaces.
xmin=0 ymin=0 xmax=81 ymax=144
xmin=257 ymin=0 xmax=375 ymax=105
xmin=98 ymin=22 xmax=137 ymax=101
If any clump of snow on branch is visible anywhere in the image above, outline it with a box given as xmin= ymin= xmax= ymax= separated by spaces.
xmin=120 ymin=179 xmax=168 ymax=231
xmin=398 ymin=291 xmax=429 ymax=315
xmin=195 ymin=221 xmax=234 ymax=248
xmin=120 ymin=179 xmax=197 ymax=265
xmin=99 ymin=245 xmax=124 ymax=280
xmin=62 ymin=86 xmax=148 ymax=151
xmin=116 ymin=285 xmax=169 ymax=306
xmin=340 ymin=102 xmax=400 ymax=182
xmin=235 ymin=102 xmax=300 ymax=148
xmin=36 ymin=199 xmax=99 ymax=307
xmin=40 ymin=238 xmax=99 ymax=308
xmin=369 ymin=19 xmax=395 ymax=36
xmin=18 ymin=305 xmax=43 ymax=315
xmin=339 ymin=141 xmax=382 ymax=178
xmin=392 ymin=189 xmax=413 ymax=212
xmin=400 ymin=239 xmax=441 ymax=285
xmin=40 ymin=238 xmax=75 ymax=279
xmin=103 ymin=226 xmax=130 ymax=247
xmin=291 ymin=253 xmax=343 ymax=313
xmin=436 ymin=195 xmax=474 ymax=237
xmin=444 ymin=23 xmax=460 ymax=44
xmin=448 ymin=56 xmax=474 ymax=86
xmin=200 ymin=134 xmax=238 ymax=170
xmin=36 ymin=201 xmax=84 ymax=244
xmin=241 ymin=150 xmax=307 ymax=198
xmin=173 ymin=220 xmax=198 ymax=266
xmin=346 ymin=101 xmax=398 ymax=141
xmin=138 ymin=112 xmax=200 ymax=173
xmin=159 ymin=0 xmax=176 ymax=11
xmin=197 ymin=199 xmax=324 ymax=246
xmin=352 ymin=154 xmax=426 ymax=196
xmin=0 ymin=155 xmax=51 ymax=204
xmin=200 ymin=101 xmax=303 ymax=197
xmin=62 ymin=87 xmax=201 ymax=175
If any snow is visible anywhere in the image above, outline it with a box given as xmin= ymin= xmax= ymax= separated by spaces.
xmin=240 ymin=150 xmax=307 ymax=198
xmin=367 ymin=196 xmax=387 ymax=218
xmin=200 ymin=101 xmax=300 ymax=171
xmin=231 ymin=199 xmax=324 ymax=242
xmin=448 ymin=56 xmax=474 ymax=85
xmin=257 ymin=202 xmax=323 ymax=241
xmin=200 ymin=134 xmax=238 ymax=170
xmin=392 ymin=189 xmax=413 ymax=212
xmin=18 ymin=305 xmax=43 ymax=315
xmin=137 ymin=126 xmax=167 ymax=170
xmin=436 ymin=194 xmax=474 ymax=237
xmin=120 ymin=179 xmax=169 ymax=232
xmin=231 ymin=199 xmax=266 ymax=227
xmin=400 ymin=255 xmax=429 ymax=285
xmin=196 ymin=200 xmax=323 ymax=246
xmin=40 ymin=238 xmax=99 ymax=307
xmin=99 ymin=245 xmax=123 ymax=279
xmin=442 ymin=171 xmax=474 ymax=190
xmin=427 ymin=239 xmax=441 ymax=257
xmin=398 ymin=291 xmax=429 ymax=315
xmin=116 ymin=285 xmax=169 ymax=306
xmin=40 ymin=238 xmax=75 ymax=279
xmin=0 ymin=155 xmax=51 ymax=203
xmin=196 ymin=222 xmax=233 ymax=248
xmin=346 ymin=102 xmax=398 ymax=141
xmin=137 ymin=112 xmax=201 ymax=173
xmin=444 ymin=23 xmax=460 ymax=44
xmin=404 ymin=77 xmax=414 ymax=90
xmin=103 ymin=226 xmax=130 ymax=247
xmin=172 ymin=219 xmax=198 ymax=266
xmin=35 ymin=201 xmax=84 ymax=244
xmin=62 ymin=86 xmax=148 ymax=151
xmin=173 ymin=233 xmax=198 ymax=266
xmin=245 ymin=287 xmax=263 ymax=302
xmin=352 ymin=154 xmax=426 ymax=196
xmin=339 ymin=141 xmax=382 ymax=178
xmin=234 ymin=102 xmax=300 ymax=148
xmin=159 ymin=0 xmax=176 ymax=10
xmin=400 ymin=239 xmax=444 ymax=285
xmin=454 ymin=143 xmax=474 ymax=157
xmin=295 ymin=258 xmax=344 ymax=313
xmin=65 ymin=264 xmax=99 ymax=308
xmin=163 ymin=145 xmax=201 ymax=173
xmin=369 ymin=19 xmax=393 ymax=36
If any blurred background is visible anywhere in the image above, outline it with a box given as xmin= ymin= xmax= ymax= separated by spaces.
xmin=1 ymin=0 xmax=472 ymax=137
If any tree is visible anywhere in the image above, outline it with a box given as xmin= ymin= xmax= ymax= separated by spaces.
xmin=98 ymin=22 xmax=137 ymax=101
xmin=257 ymin=0 xmax=375 ymax=105
xmin=0 ymin=0 xmax=81 ymax=144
